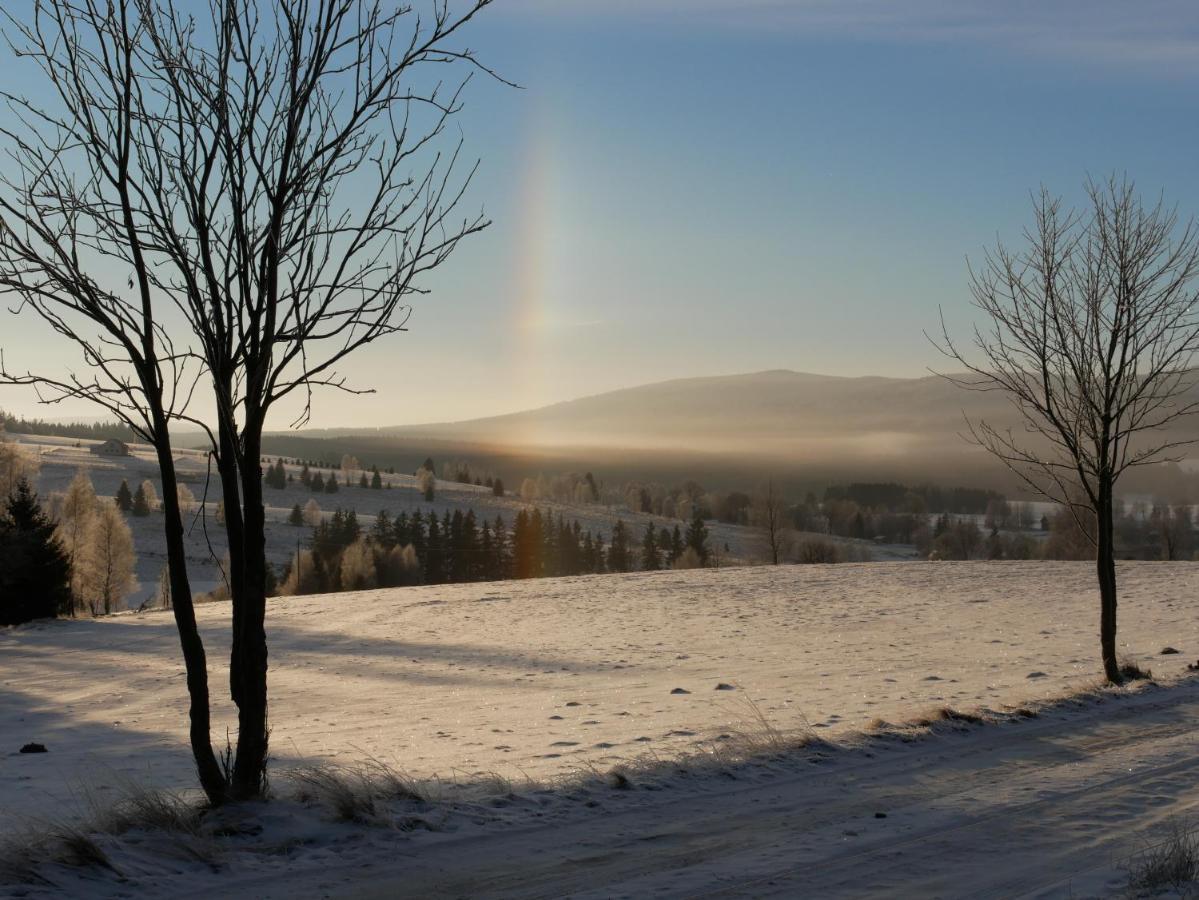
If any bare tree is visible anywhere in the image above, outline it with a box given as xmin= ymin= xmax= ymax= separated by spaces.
xmin=936 ymin=178 xmax=1199 ymax=683
xmin=0 ymin=3 xmax=224 ymax=801
xmin=753 ymin=479 xmax=786 ymax=565
xmin=0 ymin=0 xmax=497 ymax=801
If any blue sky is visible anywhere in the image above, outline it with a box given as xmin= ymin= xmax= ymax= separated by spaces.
xmin=5 ymin=1 xmax=1199 ymax=427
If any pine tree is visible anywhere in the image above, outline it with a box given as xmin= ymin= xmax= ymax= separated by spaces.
xmin=685 ymin=509 xmax=709 ymax=565
xmin=668 ymin=525 xmax=685 ymax=566
xmin=325 ymin=473 xmax=339 ymax=494
xmin=425 ymin=515 xmax=444 ymax=583
xmin=310 ymin=471 xmax=325 ymax=492
xmin=641 ymin=522 xmax=661 ymax=571
xmin=608 ymin=520 xmax=631 ymax=573
xmin=288 ymin=503 xmax=304 ymax=526
xmin=132 ymin=482 xmax=151 ymax=516
xmin=492 ymin=477 xmax=504 ymax=497
xmin=373 ymin=509 xmax=394 ymax=548
xmin=0 ymin=479 xmax=72 ymax=624
xmin=359 ymin=472 xmax=369 ymax=488
xmin=115 ymin=479 xmax=133 ymax=512
xmin=300 ymin=463 xmax=312 ymax=487
xmin=370 ymin=467 xmax=383 ymax=490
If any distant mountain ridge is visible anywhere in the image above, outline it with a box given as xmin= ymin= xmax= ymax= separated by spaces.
xmin=298 ymin=369 xmax=1036 ymax=456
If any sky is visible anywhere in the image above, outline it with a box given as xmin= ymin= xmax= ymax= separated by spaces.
xmin=4 ymin=1 xmax=1199 ymax=429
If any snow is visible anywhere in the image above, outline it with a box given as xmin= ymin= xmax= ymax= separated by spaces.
xmin=3 ymin=561 xmax=1199 ymax=896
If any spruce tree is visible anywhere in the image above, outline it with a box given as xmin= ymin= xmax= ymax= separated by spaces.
xmin=685 ymin=509 xmax=709 ymax=565
xmin=370 ymin=467 xmax=383 ymax=490
xmin=0 ymin=479 xmax=71 ymax=624
xmin=325 ymin=473 xmax=339 ymax=494
xmin=288 ymin=503 xmax=304 ymax=526
xmin=310 ymin=471 xmax=325 ymax=492
xmin=492 ymin=477 xmax=504 ymax=497
xmin=641 ymin=522 xmax=661 ymax=571
xmin=608 ymin=520 xmax=631 ymax=573
xmin=668 ymin=525 xmax=685 ymax=565
xmin=115 ymin=479 xmax=133 ymax=512
xmin=359 ymin=472 xmax=369 ymax=488
xmin=300 ymin=463 xmax=312 ymax=487
xmin=132 ymin=483 xmax=151 ymax=516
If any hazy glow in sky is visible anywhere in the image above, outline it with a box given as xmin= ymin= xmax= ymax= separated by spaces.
xmin=4 ymin=1 xmax=1199 ymax=428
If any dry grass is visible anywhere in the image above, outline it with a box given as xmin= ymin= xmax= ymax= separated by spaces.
xmin=1119 ymin=656 xmax=1154 ymax=683
xmin=1126 ymin=819 xmax=1199 ymax=896
xmin=287 ymin=758 xmax=435 ymax=827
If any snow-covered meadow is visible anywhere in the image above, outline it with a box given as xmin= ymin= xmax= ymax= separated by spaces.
xmin=5 ymin=561 xmax=1197 ymax=817
xmin=4 ymin=561 xmax=1199 ymax=896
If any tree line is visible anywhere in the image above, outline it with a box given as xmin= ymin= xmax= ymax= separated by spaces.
xmin=276 ymin=506 xmax=714 ymax=597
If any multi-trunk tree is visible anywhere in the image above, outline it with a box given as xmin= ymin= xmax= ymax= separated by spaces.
xmin=0 ymin=0 xmax=496 ymax=802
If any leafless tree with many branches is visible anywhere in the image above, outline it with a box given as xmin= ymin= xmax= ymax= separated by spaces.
xmin=936 ymin=177 xmax=1199 ymax=683
xmin=0 ymin=0 xmax=498 ymax=802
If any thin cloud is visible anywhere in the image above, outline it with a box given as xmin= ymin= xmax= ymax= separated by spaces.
xmin=502 ymin=1 xmax=1199 ymax=74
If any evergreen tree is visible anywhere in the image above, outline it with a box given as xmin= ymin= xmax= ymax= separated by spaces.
xmin=310 ymin=471 xmax=325 ymax=492
xmin=288 ymin=503 xmax=304 ymax=526
xmin=370 ymin=467 xmax=383 ymax=490
xmin=608 ymin=520 xmax=631 ymax=573
xmin=493 ymin=515 xmax=510 ymax=577
xmin=300 ymin=463 xmax=312 ymax=487
xmin=132 ymin=482 xmax=151 ymax=517
xmin=512 ymin=509 xmax=534 ymax=578
xmin=492 ymin=477 xmax=504 ymax=497
xmin=667 ymin=525 xmax=685 ymax=566
xmin=325 ymin=473 xmax=339 ymax=494
xmin=359 ymin=472 xmax=369 ymax=488
xmin=425 ymin=514 xmax=444 ymax=583
xmin=115 ymin=479 xmax=133 ymax=512
xmin=685 ymin=509 xmax=709 ymax=565
xmin=641 ymin=522 xmax=661 ymax=571
xmin=0 ymin=479 xmax=71 ymax=624
xmin=461 ymin=510 xmax=480 ymax=580
xmin=372 ymin=509 xmax=393 ymax=548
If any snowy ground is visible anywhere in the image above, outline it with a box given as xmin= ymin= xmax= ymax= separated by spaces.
xmin=3 ymin=562 xmax=1199 ymax=896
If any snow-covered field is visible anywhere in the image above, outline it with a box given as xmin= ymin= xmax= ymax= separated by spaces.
xmin=3 ymin=561 xmax=1199 ymax=897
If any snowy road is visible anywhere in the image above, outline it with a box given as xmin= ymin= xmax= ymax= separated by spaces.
xmin=304 ymin=681 xmax=1199 ymax=899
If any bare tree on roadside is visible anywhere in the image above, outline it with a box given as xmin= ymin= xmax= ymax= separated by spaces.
xmin=935 ymin=177 xmax=1199 ymax=683
xmin=0 ymin=0 xmax=498 ymax=801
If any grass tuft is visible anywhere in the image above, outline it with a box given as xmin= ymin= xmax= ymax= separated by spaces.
xmin=1127 ymin=819 xmax=1199 ymax=895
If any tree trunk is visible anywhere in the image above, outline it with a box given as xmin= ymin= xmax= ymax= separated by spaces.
xmin=230 ymin=427 xmax=270 ymax=800
xmin=153 ymin=433 xmax=227 ymax=803
xmin=1096 ymin=482 xmax=1121 ymax=684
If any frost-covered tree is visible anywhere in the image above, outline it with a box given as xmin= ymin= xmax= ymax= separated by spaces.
xmin=417 ymin=468 xmax=436 ymax=502
xmin=0 ymin=441 xmax=40 ymax=500
xmin=339 ymin=538 xmax=378 ymax=591
xmin=140 ymin=480 xmax=159 ymax=513
xmin=82 ymin=502 xmax=136 ymax=615
xmin=381 ymin=544 xmax=422 ymax=587
xmin=55 ymin=469 xmax=98 ymax=613
xmin=303 ymin=499 xmax=322 ymax=528
xmin=176 ymin=484 xmax=196 ymax=515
